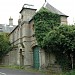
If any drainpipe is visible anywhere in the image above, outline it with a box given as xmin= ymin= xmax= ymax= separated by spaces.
xmin=39 ymin=48 xmax=41 ymax=70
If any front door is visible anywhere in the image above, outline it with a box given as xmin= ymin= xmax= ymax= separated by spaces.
xmin=33 ymin=46 xmax=40 ymax=69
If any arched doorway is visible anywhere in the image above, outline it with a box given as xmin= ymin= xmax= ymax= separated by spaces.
xmin=33 ymin=46 xmax=40 ymax=69
xmin=20 ymin=49 xmax=24 ymax=66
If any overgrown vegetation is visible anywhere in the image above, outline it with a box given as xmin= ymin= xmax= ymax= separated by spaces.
xmin=34 ymin=7 xmax=75 ymax=71
xmin=63 ymin=70 xmax=75 ymax=75
xmin=34 ymin=7 xmax=60 ymax=46
xmin=0 ymin=33 xmax=12 ymax=60
xmin=43 ymin=25 xmax=75 ymax=70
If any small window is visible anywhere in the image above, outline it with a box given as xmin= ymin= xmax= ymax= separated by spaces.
xmin=32 ymin=24 xmax=34 ymax=31
xmin=21 ymin=15 xmax=23 ymax=19
xmin=0 ymin=28 xmax=2 ymax=29
xmin=0 ymin=28 xmax=3 ymax=32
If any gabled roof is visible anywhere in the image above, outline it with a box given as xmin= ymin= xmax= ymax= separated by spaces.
xmin=6 ymin=25 xmax=16 ymax=33
xmin=43 ymin=2 xmax=68 ymax=17
xmin=10 ymin=3 xmax=69 ymax=34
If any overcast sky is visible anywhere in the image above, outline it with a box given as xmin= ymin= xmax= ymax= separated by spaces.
xmin=0 ymin=0 xmax=75 ymax=25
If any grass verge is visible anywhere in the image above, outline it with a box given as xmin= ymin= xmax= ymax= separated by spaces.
xmin=1 ymin=65 xmax=74 ymax=75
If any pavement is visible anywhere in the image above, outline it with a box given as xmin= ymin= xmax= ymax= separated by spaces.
xmin=0 ymin=68 xmax=45 ymax=75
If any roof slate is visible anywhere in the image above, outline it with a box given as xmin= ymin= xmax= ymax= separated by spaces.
xmin=0 ymin=24 xmax=16 ymax=33
xmin=43 ymin=2 xmax=68 ymax=17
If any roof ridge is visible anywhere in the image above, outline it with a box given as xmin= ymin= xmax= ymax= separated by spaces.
xmin=43 ymin=2 xmax=68 ymax=17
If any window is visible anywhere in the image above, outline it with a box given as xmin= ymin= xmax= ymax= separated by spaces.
xmin=0 ymin=28 xmax=3 ymax=32
xmin=21 ymin=15 xmax=23 ymax=19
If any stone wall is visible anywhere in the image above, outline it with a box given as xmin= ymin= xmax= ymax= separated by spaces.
xmin=2 ymin=48 xmax=18 ymax=65
xmin=60 ymin=16 xmax=68 ymax=24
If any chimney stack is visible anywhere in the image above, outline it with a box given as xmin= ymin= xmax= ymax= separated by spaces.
xmin=9 ymin=17 xmax=13 ymax=25
xmin=18 ymin=16 xmax=21 ymax=25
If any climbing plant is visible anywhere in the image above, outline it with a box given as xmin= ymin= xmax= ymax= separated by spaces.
xmin=33 ymin=7 xmax=75 ymax=70
xmin=34 ymin=7 xmax=60 ymax=47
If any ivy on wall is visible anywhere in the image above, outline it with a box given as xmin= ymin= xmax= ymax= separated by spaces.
xmin=33 ymin=7 xmax=60 ymax=47
xmin=33 ymin=7 xmax=75 ymax=71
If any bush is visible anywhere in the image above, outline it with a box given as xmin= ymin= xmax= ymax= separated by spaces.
xmin=64 ymin=70 xmax=75 ymax=75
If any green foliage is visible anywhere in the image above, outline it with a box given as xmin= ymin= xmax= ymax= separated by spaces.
xmin=0 ymin=33 xmax=12 ymax=58
xmin=43 ymin=25 xmax=75 ymax=70
xmin=33 ymin=7 xmax=75 ymax=70
xmin=63 ymin=70 xmax=75 ymax=75
xmin=43 ymin=25 xmax=75 ymax=52
xmin=34 ymin=7 xmax=60 ymax=46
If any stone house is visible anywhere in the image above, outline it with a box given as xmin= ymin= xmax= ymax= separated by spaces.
xmin=3 ymin=2 xmax=68 ymax=69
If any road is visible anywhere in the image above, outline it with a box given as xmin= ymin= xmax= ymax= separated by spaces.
xmin=0 ymin=68 xmax=45 ymax=75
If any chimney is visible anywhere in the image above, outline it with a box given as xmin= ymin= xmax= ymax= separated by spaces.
xmin=18 ymin=19 xmax=21 ymax=25
xmin=20 ymin=4 xmax=37 ymax=22
xmin=18 ymin=16 xmax=21 ymax=25
xmin=9 ymin=17 xmax=13 ymax=25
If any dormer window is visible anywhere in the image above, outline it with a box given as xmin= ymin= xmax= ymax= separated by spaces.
xmin=0 ymin=28 xmax=3 ymax=32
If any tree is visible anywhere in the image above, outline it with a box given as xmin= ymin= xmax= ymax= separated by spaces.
xmin=0 ymin=33 xmax=12 ymax=58
xmin=43 ymin=25 xmax=75 ymax=52
xmin=42 ymin=25 xmax=75 ymax=70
